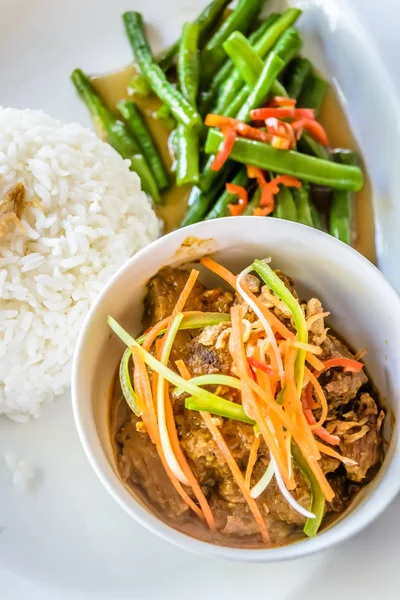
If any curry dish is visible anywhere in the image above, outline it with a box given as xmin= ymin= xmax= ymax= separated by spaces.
xmin=108 ymin=258 xmax=385 ymax=548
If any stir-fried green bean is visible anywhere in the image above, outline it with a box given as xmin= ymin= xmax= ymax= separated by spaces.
xmin=157 ymin=0 xmax=231 ymax=72
xmin=205 ymin=130 xmax=364 ymax=191
xmin=236 ymin=54 xmax=285 ymax=122
xmin=330 ymin=149 xmax=359 ymax=244
xmin=243 ymin=187 xmax=262 ymax=215
xmin=284 ymin=56 xmax=312 ymax=99
xmin=293 ymin=184 xmax=313 ymax=226
xmin=274 ymin=186 xmax=297 ymax=221
xmin=123 ymin=12 xmax=201 ymax=129
xmin=179 ymin=174 xmax=228 ymax=227
xmin=200 ymin=0 xmax=266 ymax=85
xmin=213 ymin=8 xmax=301 ymax=114
xmin=118 ymin=100 xmax=169 ymax=192
xmin=298 ymin=72 xmax=329 ymax=116
xmin=71 ymin=69 xmax=160 ymax=201
xmin=176 ymin=22 xmax=200 ymax=186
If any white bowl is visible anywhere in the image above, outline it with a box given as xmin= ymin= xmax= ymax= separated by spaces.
xmin=72 ymin=217 xmax=400 ymax=562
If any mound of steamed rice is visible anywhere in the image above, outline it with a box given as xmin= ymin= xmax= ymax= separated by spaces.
xmin=0 ymin=107 xmax=160 ymax=422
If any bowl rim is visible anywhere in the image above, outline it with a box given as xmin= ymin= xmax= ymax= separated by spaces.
xmin=71 ymin=217 xmax=400 ymax=562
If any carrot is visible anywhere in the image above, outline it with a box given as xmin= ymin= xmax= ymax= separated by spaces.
xmin=201 ymin=411 xmax=269 ymax=543
xmin=316 ymin=441 xmax=355 ymax=465
xmin=131 ymin=347 xmax=204 ymax=521
xmin=200 ymin=256 xmax=237 ymax=289
xmin=245 ymin=435 xmax=260 ymax=490
xmin=304 ymin=367 xmax=328 ymax=428
xmin=164 ymin=381 xmax=216 ymax=531
xmin=131 ymin=346 xmax=158 ymax=445
xmin=303 ymin=407 xmax=340 ymax=446
xmin=230 ymin=306 xmax=290 ymax=485
xmin=306 ymin=352 xmax=325 ymax=371
xmin=175 ymin=359 xmax=192 ymax=380
xmin=288 ymin=340 xmax=322 ymax=355
xmin=200 ymin=256 xmax=293 ymax=341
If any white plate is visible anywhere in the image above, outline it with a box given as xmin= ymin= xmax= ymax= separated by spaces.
xmin=1 ymin=0 xmax=399 ymax=597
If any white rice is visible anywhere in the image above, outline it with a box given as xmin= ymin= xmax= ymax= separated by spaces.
xmin=0 ymin=107 xmax=160 ymax=422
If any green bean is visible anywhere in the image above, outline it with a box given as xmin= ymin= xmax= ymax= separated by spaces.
xmin=218 ymin=26 xmax=301 ymax=116
xmin=213 ymin=8 xmax=301 ymax=114
xmin=157 ymin=0 xmax=231 ymax=71
xmin=223 ymin=32 xmax=264 ymax=87
xmin=297 ymin=133 xmax=330 ymax=161
xmin=202 ymin=13 xmax=280 ymax=117
xmin=284 ymin=56 xmax=312 ymax=99
xmin=242 ymin=187 xmax=262 ymax=215
xmin=179 ymin=175 xmax=227 ymax=227
xmin=236 ymin=54 xmax=285 ymax=122
xmin=205 ymin=130 xmax=364 ymax=191
xmin=310 ymin=202 xmax=324 ymax=230
xmin=178 ymin=22 xmax=200 ymax=106
xmin=293 ymin=184 xmax=313 ymax=226
xmin=298 ymin=72 xmax=329 ymax=116
xmin=330 ymin=150 xmax=359 ymax=244
xmin=118 ymin=101 xmax=169 ymax=192
xmin=205 ymin=167 xmax=249 ymax=219
xmin=274 ymin=186 xmax=297 ymax=221
xmin=272 ymin=27 xmax=302 ymax=65
xmin=175 ymin=22 xmax=200 ymax=186
xmin=176 ymin=125 xmax=199 ymax=185
xmin=71 ymin=69 xmax=160 ymax=201
xmin=200 ymin=0 xmax=266 ymax=85
xmin=123 ymin=12 xmax=201 ymax=129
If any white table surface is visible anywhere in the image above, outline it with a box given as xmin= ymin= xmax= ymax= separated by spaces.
xmin=0 ymin=0 xmax=399 ymax=598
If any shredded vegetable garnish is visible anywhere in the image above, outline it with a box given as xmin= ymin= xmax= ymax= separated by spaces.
xmin=108 ymin=254 xmax=372 ymax=541
xmin=174 ymin=374 xmax=241 ymax=396
xmin=119 ymin=347 xmax=143 ymax=416
xmin=253 ymin=259 xmax=308 ymax=393
xmin=237 ymin=265 xmax=284 ymax=382
xmin=157 ymin=313 xmax=189 ymax=485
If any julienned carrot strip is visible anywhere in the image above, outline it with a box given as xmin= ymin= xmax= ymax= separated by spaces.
xmin=288 ymin=341 xmax=322 ymax=355
xmin=253 ymin=345 xmax=291 ymax=487
xmin=230 ymin=306 xmax=291 ymax=485
xmin=200 ymin=256 xmax=293 ymax=340
xmin=201 ymin=411 xmax=269 ymax=543
xmin=245 ymin=435 xmax=260 ymax=490
xmin=304 ymin=367 xmax=328 ymax=428
xmin=175 ymin=359 xmax=192 ymax=380
xmin=306 ymin=352 xmax=325 ymax=371
xmin=131 ymin=347 xmax=204 ymax=521
xmin=316 ymin=441 xmax=353 ymax=465
xmin=132 ymin=346 xmax=158 ymax=445
xmin=160 ymin=270 xmax=200 ymax=355
xmin=164 ymin=381 xmax=217 ymax=531
xmin=200 ymin=256 xmax=237 ymax=288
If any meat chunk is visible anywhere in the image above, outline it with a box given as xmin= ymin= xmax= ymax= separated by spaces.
xmin=338 ymin=393 xmax=383 ymax=482
xmin=143 ymin=267 xmax=234 ymax=327
xmin=116 ymin=415 xmax=189 ymax=519
xmin=320 ymin=335 xmax=368 ymax=408
xmin=179 ymin=337 xmax=233 ymax=376
xmin=143 ymin=267 xmax=206 ymax=327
